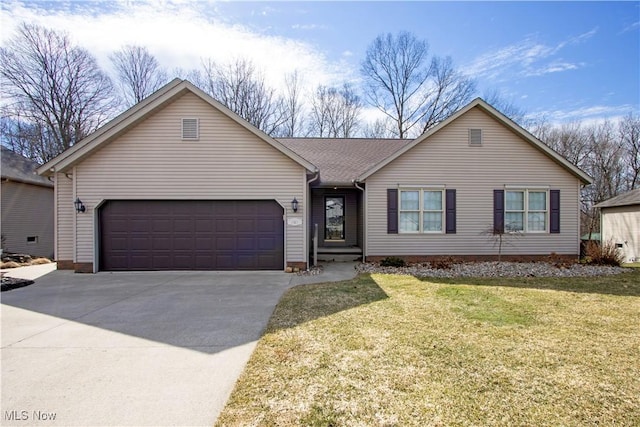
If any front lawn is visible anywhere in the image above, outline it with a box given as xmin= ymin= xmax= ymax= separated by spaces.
xmin=217 ymin=270 xmax=640 ymax=426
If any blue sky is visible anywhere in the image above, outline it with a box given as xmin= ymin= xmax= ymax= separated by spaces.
xmin=1 ymin=1 xmax=638 ymax=125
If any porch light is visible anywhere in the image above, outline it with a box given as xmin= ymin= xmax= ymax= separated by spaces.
xmin=74 ymin=198 xmax=86 ymax=213
xmin=291 ymin=197 xmax=299 ymax=213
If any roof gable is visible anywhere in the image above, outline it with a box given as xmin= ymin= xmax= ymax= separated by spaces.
xmin=37 ymin=79 xmax=317 ymax=175
xmin=1 ymin=146 xmax=53 ymax=187
xmin=356 ymin=98 xmax=592 ymax=185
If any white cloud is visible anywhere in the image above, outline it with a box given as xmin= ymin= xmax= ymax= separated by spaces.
xmin=533 ymin=104 xmax=637 ymax=125
xmin=526 ymin=61 xmax=584 ymax=76
xmin=465 ymin=29 xmax=595 ymax=80
xmin=620 ymin=21 xmax=640 ymax=34
xmin=291 ymin=23 xmax=328 ymax=31
xmin=0 ymin=1 xmax=348 ymax=93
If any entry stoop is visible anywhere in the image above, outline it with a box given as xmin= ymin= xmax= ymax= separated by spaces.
xmin=317 ymin=247 xmax=362 ymax=262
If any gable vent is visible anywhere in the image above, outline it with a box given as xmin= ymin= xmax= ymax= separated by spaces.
xmin=182 ymin=118 xmax=199 ymax=140
xmin=469 ymin=128 xmax=482 ymax=146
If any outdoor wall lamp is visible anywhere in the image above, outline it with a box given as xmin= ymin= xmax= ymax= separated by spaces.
xmin=74 ymin=198 xmax=86 ymax=213
xmin=291 ymin=197 xmax=299 ymax=213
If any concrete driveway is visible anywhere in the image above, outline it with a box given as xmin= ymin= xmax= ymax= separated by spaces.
xmin=1 ymin=268 xmax=307 ymax=426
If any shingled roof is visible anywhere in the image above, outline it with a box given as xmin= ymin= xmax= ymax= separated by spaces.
xmin=594 ymin=188 xmax=640 ymax=208
xmin=277 ymin=138 xmax=412 ymax=186
xmin=1 ymin=146 xmax=53 ymax=187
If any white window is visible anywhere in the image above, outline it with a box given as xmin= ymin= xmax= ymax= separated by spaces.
xmin=505 ymin=190 xmax=548 ymax=232
xmin=399 ymin=189 xmax=444 ymax=233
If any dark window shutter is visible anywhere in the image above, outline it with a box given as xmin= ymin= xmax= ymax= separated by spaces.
xmin=387 ymin=189 xmax=398 ymax=234
xmin=445 ymin=189 xmax=456 ymax=234
xmin=493 ymin=190 xmax=504 ymax=234
xmin=550 ymin=189 xmax=560 ymax=233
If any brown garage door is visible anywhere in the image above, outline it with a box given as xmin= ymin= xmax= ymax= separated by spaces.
xmin=99 ymin=200 xmax=284 ymax=271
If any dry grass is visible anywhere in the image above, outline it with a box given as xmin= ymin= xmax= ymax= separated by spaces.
xmin=0 ymin=257 xmax=52 ymax=269
xmin=217 ymin=270 xmax=640 ymax=427
xmin=0 ymin=261 xmax=21 ymax=269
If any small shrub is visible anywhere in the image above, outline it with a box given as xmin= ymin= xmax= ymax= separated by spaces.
xmin=30 ymin=257 xmax=52 ymax=265
xmin=380 ymin=256 xmax=406 ymax=267
xmin=584 ymin=240 xmax=624 ymax=267
xmin=430 ymin=256 xmax=461 ymax=270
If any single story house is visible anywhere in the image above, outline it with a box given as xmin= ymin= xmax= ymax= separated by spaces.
xmin=37 ymin=79 xmax=592 ymax=272
xmin=1 ymin=146 xmax=54 ymax=258
xmin=594 ymin=188 xmax=640 ymax=263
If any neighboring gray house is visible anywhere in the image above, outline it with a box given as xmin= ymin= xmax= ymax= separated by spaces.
xmin=1 ymin=146 xmax=54 ymax=258
xmin=594 ymin=188 xmax=640 ymax=263
xmin=37 ymin=79 xmax=592 ymax=272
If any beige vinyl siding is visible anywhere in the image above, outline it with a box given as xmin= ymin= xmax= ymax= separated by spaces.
xmin=601 ymin=206 xmax=639 ymax=263
xmin=1 ymin=181 xmax=54 ymax=258
xmin=73 ymin=92 xmax=306 ymax=266
xmin=55 ymin=174 xmax=74 ymax=261
xmin=366 ymin=107 xmax=582 ymax=257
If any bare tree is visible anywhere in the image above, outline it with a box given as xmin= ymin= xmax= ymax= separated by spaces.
xmin=196 ymin=58 xmax=287 ymax=135
xmin=0 ymin=23 xmax=117 ymax=162
xmin=539 ymin=121 xmax=592 ymax=167
xmin=619 ymin=113 xmax=640 ymax=190
xmin=481 ymin=224 xmax=522 ymax=262
xmin=483 ymin=89 xmax=527 ymax=125
xmin=307 ymin=83 xmax=362 ymax=138
xmin=363 ymin=117 xmax=395 ymax=139
xmin=361 ymin=31 xmax=475 ymax=138
xmin=280 ymin=70 xmax=305 ymax=137
xmin=110 ymin=45 xmax=168 ymax=106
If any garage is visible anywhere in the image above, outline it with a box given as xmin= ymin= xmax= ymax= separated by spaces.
xmin=99 ymin=200 xmax=284 ymax=271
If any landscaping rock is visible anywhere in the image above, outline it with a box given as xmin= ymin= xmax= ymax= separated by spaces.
xmin=356 ymin=261 xmax=625 ymax=278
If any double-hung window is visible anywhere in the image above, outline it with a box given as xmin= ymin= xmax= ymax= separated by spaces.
xmin=399 ymin=189 xmax=444 ymax=233
xmin=505 ymin=189 xmax=548 ymax=232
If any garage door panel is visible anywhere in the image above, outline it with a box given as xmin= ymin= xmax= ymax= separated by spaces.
xmin=152 ymin=219 xmax=172 ymax=231
xmin=100 ymin=200 xmax=283 ymax=271
xmin=258 ymin=218 xmax=279 ymax=232
xmin=129 ymin=219 xmax=150 ymax=231
xmin=237 ymin=219 xmax=256 ymax=232
xmin=215 ymin=218 xmax=234 ymax=232
xmin=237 ymin=254 xmax=256 ymax=269
xmin=195 ymin=237 xmax=213 ymax=250
xmin=195 ymin=219 xmax=213 ymax=232
xmin=237 ymin=237 xmax=255 ymax=250
xmin=258 ymin=237 xmax=277 ymax=250
xmin=173 ymin=219 xmax=193 ymax=232
xmin=215 ymin=254 xmax=234 ymax=270
xmin=215 ymin=237 xmax=234 ymax=251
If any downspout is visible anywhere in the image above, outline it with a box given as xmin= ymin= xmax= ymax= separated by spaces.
xmin=353 ymin=179 xmax=366 ymax=262
xmin=306 ymin=171 xmax=320 ymax=268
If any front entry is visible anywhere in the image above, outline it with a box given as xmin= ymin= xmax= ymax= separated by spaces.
xmin=310 ymin=188 xmax=362 ymax=262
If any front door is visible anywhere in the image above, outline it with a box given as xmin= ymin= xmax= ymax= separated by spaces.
xmin=325 ymin=196 xmax=345 ymax=241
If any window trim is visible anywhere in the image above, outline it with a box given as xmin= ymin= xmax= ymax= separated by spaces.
xmin=398 ymin=188 xmax=445 ymax=234
xmin=504 ymin=188 xmax=549 ymax=233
